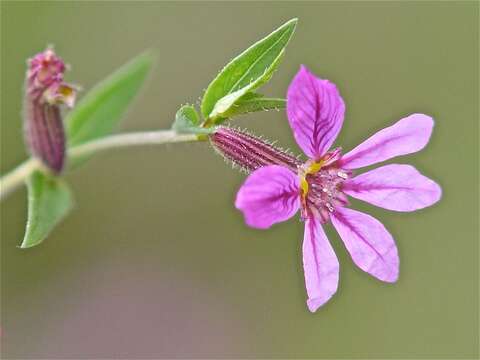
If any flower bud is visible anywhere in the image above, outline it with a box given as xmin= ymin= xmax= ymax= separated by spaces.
xmin=23 ymin=48 xmax=77 ymax=173
xmin=210 ymin=126 xmax=301 ymax=173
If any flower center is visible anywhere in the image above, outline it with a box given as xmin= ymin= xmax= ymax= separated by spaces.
xmin=209 ymin=127 xmax=351 ymax=223
xmin=298 ymin=149 xmax=350 ymax=223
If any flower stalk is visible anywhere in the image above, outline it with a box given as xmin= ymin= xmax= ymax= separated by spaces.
xmin=0 ymin=130 xmax=198 ymax=200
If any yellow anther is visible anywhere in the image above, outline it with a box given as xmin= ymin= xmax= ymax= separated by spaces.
xmin=299 ymin=160 xmax=323 ymax=205
xmin=306 ymin=160 xmax=324 ymax=175
xmin=300 ymin=176 xmax=309 ymax=196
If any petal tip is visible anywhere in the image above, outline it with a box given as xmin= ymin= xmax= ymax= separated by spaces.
xmin=307 ymin=296 xmax=333 ymax=312
xmin=375 ymin=256 xmax=399 ymax=283
xmin=234 ymin=193 xmax=243 ymax=211
xmin=409 ymin=113 xmax=434 ymax=137
xmin=296 ymin=64 xmax=316 ymax=82
xmin=381 ymin=270 xmax=399 ymax=283
xmin=299 ymin=64 xmax=309 ymax=72
xmin=432 ymin=180 xmax=443 ymax=202
xmin=412 ymin=112 xmax=434 ymax=123
xmin=244 ymin=217 xmax=271 ymax=230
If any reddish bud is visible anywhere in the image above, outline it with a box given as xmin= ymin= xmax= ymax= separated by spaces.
xmin=23 ymin=48 xmax=77 ymax=173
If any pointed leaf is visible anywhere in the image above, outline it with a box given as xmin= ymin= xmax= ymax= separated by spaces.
xmin=223 ymin=93 xmax=286 ymax=118
xmin=201 ymin=19 xmax=297 ymax=121
xmin=208 ymin=52 xmax=285 ymax=121
xmin=21 ymin=171 xmax=74 ymax=248
xmin=66 ymin=51 xmax=155 ymax=146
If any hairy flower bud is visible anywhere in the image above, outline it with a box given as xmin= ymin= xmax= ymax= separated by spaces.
xmin=23 ymin=48 xmax=77 ymax=173
xmin=210 ymin=126 xmax=301 ymax=173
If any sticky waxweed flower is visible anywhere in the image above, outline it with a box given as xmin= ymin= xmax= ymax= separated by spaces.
xmin=211 ymin=65 xmax=441 ymax=312
xmin=24 ymin=47 xmax=77 ymax=173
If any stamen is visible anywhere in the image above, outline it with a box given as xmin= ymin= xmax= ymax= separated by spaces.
xmin=299 ymin=149 xmax=350 ymax=223
xmin=325 ymin=203 xmax=334 ymax=212
xmin=337 ymin=170 xmax=348 ymax=179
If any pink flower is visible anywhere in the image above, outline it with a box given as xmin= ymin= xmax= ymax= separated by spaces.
xmin=24 ymin=48 xmax=77 ymax=173
xmin=216 ymin=66 xmax=441 ymax=312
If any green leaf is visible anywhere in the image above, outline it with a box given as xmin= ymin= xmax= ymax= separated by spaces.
xmin=222 ymin=92 xmax=286 ymax=118
xmin=172 ymin=105 xmax=214 ymax=135
xmin=66 ymin=51 xmax=155 ymax=146
xmin=201 ymin=18 xmax=297 ymax=121
xmin=207 ymin=53 xmax=284 ymax=121
xmin=21 ymin=171 xmax=74 ymax=248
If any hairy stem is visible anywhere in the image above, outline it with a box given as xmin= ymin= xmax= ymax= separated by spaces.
xmin=0 ymin=130 xmax=198 ymax=200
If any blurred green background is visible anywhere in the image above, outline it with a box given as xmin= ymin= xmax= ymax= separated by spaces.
xmin=1 ymin=1 xmax=478 ymax=358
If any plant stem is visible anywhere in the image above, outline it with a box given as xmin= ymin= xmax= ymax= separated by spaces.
xmin=0 ymin=130 xmax=199 ymax=200
xmin=0 ymin=158 xmax=41 ymax=200
xmin=69 ymin=130 xmax=197 ymax=158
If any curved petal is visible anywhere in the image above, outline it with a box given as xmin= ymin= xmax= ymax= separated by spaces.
xmin=330 ymin=207 xmax=399 ymax=283
xmin=303 ymin=216 xmax=339 ymax=312
xmin=343 ymin=164 xmax=442 ymax=212
xmin=287 ymin=65 xmax=345 ymax=159
xmin=340 ymin=114 xmax=434 ymax=169
xmin=235 ymin=165 xmax=300 ymax=229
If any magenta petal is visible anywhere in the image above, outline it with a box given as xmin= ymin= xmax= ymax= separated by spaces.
xmin=340 ymin=114 xmax=434 ymax=169
xmin=331 ymin=207 xmax=399 ymax=283
xmin=235 ymin=165 xmax=300 ymax=229
xmin=303 ymin=217 xmax=339 ymax=312
xmin=343 ymin=164 xmax=442 ymax=212
xmin=287 ymin=65 xmax=345 ymax=159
